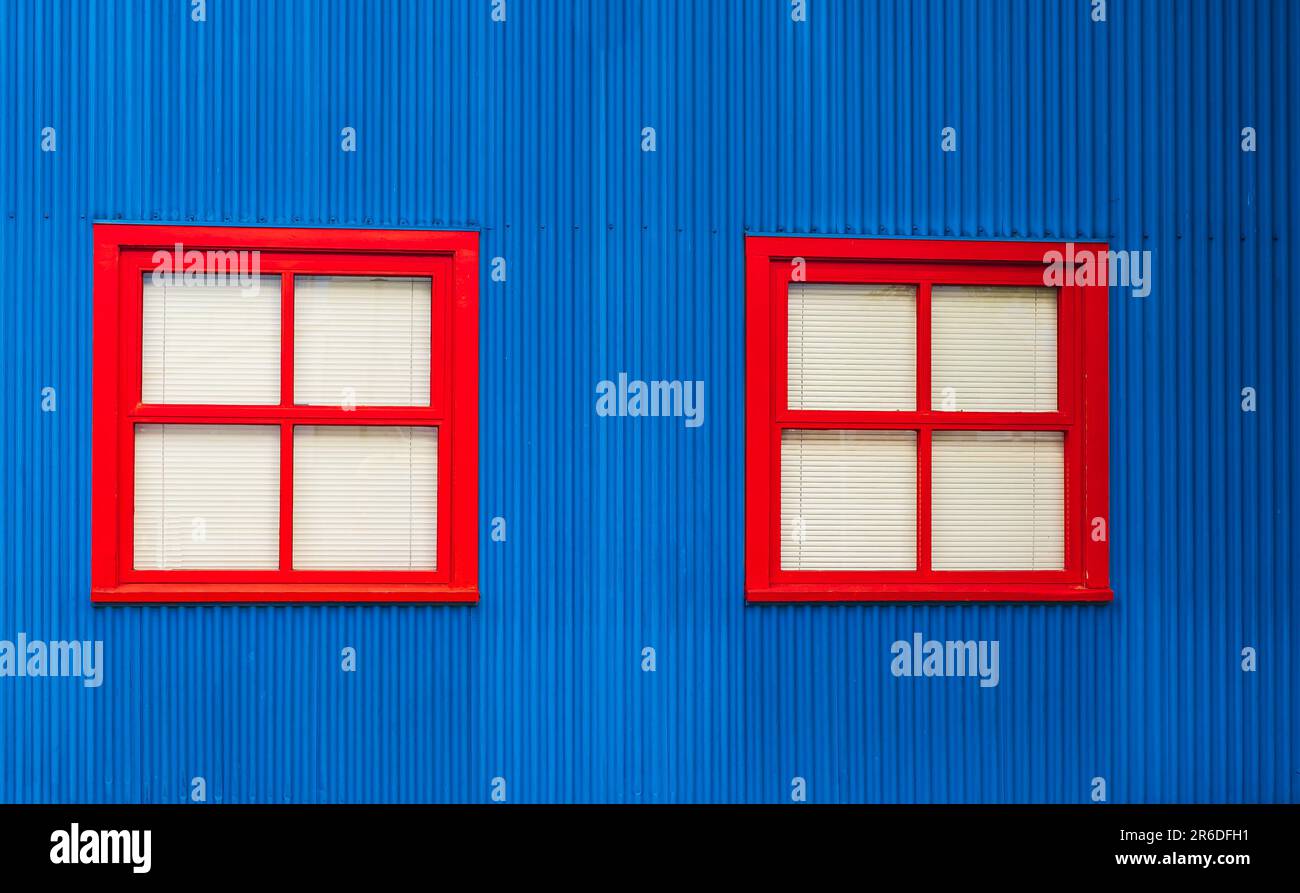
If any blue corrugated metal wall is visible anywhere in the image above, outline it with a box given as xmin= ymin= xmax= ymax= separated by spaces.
xmin=0 ymin=0 xmax=1295 ymax=803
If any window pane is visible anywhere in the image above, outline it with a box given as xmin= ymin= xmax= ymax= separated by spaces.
xmin=294 ymin=276 xmax=431 ymax=407
xmin=133 ymin=424 xmax=280 ymax=569
xmin=293 ymin=426 xmax=437 ymax=570
xmin=142 ymin=275 xmax=281 ymax=404
xmin=780 ymin=429 xmax=916 ymax=570
xmin=788 ymin=284 xmax=916 ymax=411
xmin=931 ymin=285 xmax=1057 ymax=412
xmin=931 ymin=431 xmax=1064 ymax=570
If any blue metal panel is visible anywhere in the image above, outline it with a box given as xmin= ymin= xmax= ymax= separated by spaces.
xmin=0 ymin=0 xmax=1294 ymax=802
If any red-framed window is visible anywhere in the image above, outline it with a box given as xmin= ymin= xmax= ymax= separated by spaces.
xmin=745 ymin=236 xmax=1110 ymax=603
xmin=91 ymin=224 xmax=478 ymax=604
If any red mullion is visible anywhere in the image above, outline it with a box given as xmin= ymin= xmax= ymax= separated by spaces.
xmin=280 ymin=273 xmax=294 ymax=573
xmin=916 ymin=282 xmax=932 ymax=574
xmin=917 ymin=427 xmax=932 ymax=574
xmin=281 ymin=271 xmax=294 ymax=409
xmin=279 ymin=421 xmax=293 ymax=573
xmin=917 ymin=281 xmax=932 ymax=412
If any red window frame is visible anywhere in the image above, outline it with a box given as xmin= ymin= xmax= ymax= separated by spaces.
xmin=91 ymin=224 xmax=479 ymax=604
xmin=745 ymin=236 xmax=1111 ymax=603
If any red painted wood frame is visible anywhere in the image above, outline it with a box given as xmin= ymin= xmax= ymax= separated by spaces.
xmin=745 ymin=236 xmax=1111 ymax=603
xmin=91 ymin=224 xmax=479 ymax=604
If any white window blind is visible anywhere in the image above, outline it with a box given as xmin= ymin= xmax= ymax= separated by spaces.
xmin=931 ymin=285 xmax=1057 ymax=412
xmin=133 ymin=424 xmax=281 ymax=569
xmin=788 ymin=284 xmax=916 ymax=411
xmin=142 ymin=275 xmax=281 ymax=405
xmin=931 ymin=430 xmax=1064 ymax=570
xmin=292 ymin=426 xmax=437 ymax=570
xmin=294 ymin=276 xmax=431 ymax=407
xmin=780 ymin=429 xmax=916 ymax=570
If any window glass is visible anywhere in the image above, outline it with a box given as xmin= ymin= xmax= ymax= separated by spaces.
xmin=294 ymin=276 xmax=432 ymax=407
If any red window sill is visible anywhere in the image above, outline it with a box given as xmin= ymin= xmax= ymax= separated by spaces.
xmin=746 ymin=583 xmax=1114 ymax=604
xmin=92 ymin=583 xmax=479 ymax=605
